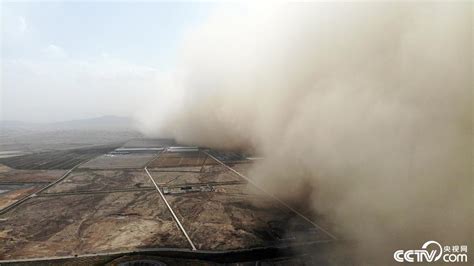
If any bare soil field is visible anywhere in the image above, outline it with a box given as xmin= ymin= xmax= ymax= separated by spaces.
xmin=0 ymin=129 xmax=140 ymax=153
xmin=206 ymin=150 xmax=247 ymax=163
xmin=149 ymin=164 xmax=243 ymax=187
xmin=0 ymin=141 xmax=336 ymax=263
xmin=0 ymin=191 xmax=189 ymax=260
xmin=0 ymin=166 xmax=66 ymax=210
xmin=0 ymin=167 xmax=65 ymax=183
xmin=80 ymin=154 xmax=156 ymax=169
xmin=148 ymin=151 xmax=217 ymax=169
xmin=165 ymin=184 xmax=332 ymax=250
xmin=0 ymin=145 xmax=118 ymax=170
xmin=44 ymin=170 xmax=154 ymax=193
xmin=122 ymin=139 xmax=175 ymax=148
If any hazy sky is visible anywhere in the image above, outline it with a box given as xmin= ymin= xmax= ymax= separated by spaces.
xmin=1 ymin=2 xmax=215 ymax=122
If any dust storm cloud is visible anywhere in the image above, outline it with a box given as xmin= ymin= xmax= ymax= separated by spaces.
xmin=137 ymin=3 xmax=472 ymax=262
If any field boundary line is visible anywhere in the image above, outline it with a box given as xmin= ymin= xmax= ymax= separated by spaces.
xmin=204 ymin=151 xmax=338 ymax=241
xmin=145 ymin=166 xmax=197 ymax=251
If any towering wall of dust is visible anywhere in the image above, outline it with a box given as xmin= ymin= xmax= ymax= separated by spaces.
xmin=138 ymin=3 xmax=472 ymax=262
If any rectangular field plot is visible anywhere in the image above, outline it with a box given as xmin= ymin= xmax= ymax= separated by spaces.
xmin=0 ymin=145 xmax=117 ymax=170
xmin=147 ymin=151 xmax=217 ymax=170
xmin=166 ymin=184 xmax=333 ymax=251
xmin=122 ymin=139 xmax=175 ymax=148
xmin=206 ymin=150 xmax=248 ymax=163
xmin=44 ymin=170 xmax=154 ymax=193
xmin=149 ymin=164 xmax=244 ymax=187
xmin=79 ymin=154 xmax=156 ymax=169
xmin=0 ymin=191 xmax=189 ymax=260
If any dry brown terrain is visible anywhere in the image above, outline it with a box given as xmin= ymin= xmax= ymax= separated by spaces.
xmin=0 ymin=185 xmax=40 ymax=209
xmin=0 ymin=139 xmax=335 ymax=263
xmin=148 ymin=151 xmax=216 ymax=169
xmin=44 ymin=170 xmax=154 ymax=193
xmin=0 ymin=167 xmax=66 ymax=183
xmin=80 ymin=154 xmax=156 ymax=169
xmin=149 ymin=165 xmax=243 ymax=187
xmin=0 ymin=165 xmax=67 ymax=210
xmin=0 ymin=191 xmax=188 ymax=259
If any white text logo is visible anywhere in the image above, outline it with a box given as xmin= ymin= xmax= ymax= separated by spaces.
xmin=394 ymin=241 xmax=468 ymax=263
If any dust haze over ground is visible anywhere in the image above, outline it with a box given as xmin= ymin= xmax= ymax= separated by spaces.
xmin=137 ymin=3 xmax=473 ymax=263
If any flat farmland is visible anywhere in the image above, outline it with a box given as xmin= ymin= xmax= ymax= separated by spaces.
xmin=44 ymin=170 xmax=154 ymax=193
xmin=0 ymin=168 xmax=65 ymax=183
xmin=0 ymin=165 xmax=66 ymax=211
xmin=79 ymin=153 xmax=156 ymax=169
xmin=0 ymin=145 xmax=118 ymax=170
xmin=0 ymin=141 xmax=336 ymax=263
xmin=121 ymin=139 xmax=175 ymax=148
xmin=149 ymin=164 xmax=244 ymax=187
xmin=148 ymin=149 xmax=334 ymax=251
xmin=165 ymin=184 xmax=332 ymax=250
xmin=147 ymin=151 xmax=216 ymax=169
xmin=0 ymin=191 xmax=189 ymax=260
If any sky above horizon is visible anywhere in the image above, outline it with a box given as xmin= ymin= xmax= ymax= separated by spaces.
xmin=1 ymin=2 xmax=216 ymax=122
